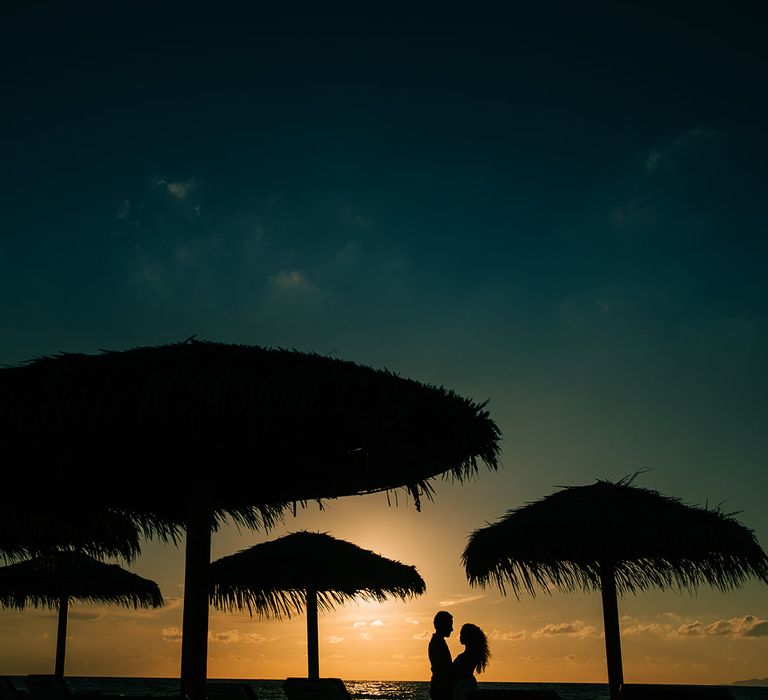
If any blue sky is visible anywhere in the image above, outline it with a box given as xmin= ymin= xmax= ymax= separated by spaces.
xmin=1 ymin=1 xmax=766 ymax=684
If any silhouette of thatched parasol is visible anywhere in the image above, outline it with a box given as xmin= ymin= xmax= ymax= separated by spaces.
xmin=0 ymin=503 xmax=178 ymax=565
xmin=462 ymin=475 xmax=768 ymax=700
xmin=0 ymin=550 xmax=163 ymax=679
xmin=210 ymin=530 xmax=426 ymax=679
xmin=2 ymin=339 xmax=501 ymax=700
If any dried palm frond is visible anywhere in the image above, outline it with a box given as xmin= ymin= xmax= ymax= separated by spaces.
xmin=2 ymin=340 xmax=501 ymax=527
xmin=210 ymin=531 xmax=425 ymax=619
xmin=0 ymin=550 xmax=163 ymax=610
xmin=463 ymin=475 xmax=768 ymax=598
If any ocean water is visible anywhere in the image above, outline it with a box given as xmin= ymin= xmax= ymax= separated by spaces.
xmin=7 ymin=677 xmax=767 ymax=700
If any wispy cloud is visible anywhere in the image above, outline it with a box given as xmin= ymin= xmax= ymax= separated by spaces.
xmin=644 ymin=127 xmax=718 ymax=174
xmin=208 ymin=629 xmax=269 ymax=644
xmin=327 ymin=635 xmax=345 ymax=644
xmin=152 ymin=176 xmax=197 ymax=199
xmin=437 ymin=594 xmax=485 ymax=607
xmin=532 ymin=621 xmax=599 ymax=639
xmin=490 ymin=628 xmax=526 ymax=641
xmin=405 ymin=616 xmax=420 ymax=625
xmin=622 ymin=622 xmax=671 ymax=637
xmin=263 ymin=269 xmax=324 ymax=311
xmin=412 ymin=629 xmax=431 ymax=641
xmin=674 ymin=615 xmax=768 ymax=639
xmin=269 ymin=269 xmax=309 ymax=292
xmin=116 ymin=198 xmax=131 ymax=220
xmin=162 ymin=627 xmax=182 ymax=642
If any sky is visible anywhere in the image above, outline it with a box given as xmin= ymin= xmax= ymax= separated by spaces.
xmin=1 ymin=0 xmax=767 ymax=688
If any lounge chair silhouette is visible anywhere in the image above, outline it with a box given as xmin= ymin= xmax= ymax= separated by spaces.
xmin=205 ymin=682 xmax=258 ymax=700
xmin=0 ymin=677 xmax=21 ymax=696
xmin=282 ymin=678 xmax=352 ymax=700
xmin=23 ymin=676 xmax=69 ymax=695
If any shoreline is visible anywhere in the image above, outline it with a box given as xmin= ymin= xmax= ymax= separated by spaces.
xmin=4 ymin=676 xmax=766 ymax=697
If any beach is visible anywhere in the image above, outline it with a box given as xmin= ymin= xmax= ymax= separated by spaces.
xmin=5 ymin=678 xmax=767 ymax=700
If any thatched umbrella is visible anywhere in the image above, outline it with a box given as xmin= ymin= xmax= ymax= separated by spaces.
xmin=462 ymin=476 xmax=768 ymax=700
xmin=0 ymin=503 xmax=178 ymax=565
xmin=1 ymin=339 xmax=501 ymax=700
xmin=0 ymin=550 xmax=164 ymax=679
xmin=210 ymin=530 xmax=426 ymax=678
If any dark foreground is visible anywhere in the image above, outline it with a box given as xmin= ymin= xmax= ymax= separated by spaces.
xmin=3 ymin=677 xmax=768 ymax=700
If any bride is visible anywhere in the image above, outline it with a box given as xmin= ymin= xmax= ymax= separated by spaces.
xmin=452 ymin=623 xmax=491 ymax=700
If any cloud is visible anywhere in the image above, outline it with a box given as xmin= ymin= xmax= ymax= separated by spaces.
xmin=370 ymin=619 xmax=384 ymax=627
xmin=405 ymin=617 xmax=420 ymax=625
xmin=675 ymin=622 xmax=705 ymax=637
xmin=327 ymin=636 xmax=344 ymax=644
xmin=116 ymin=199 xmax=131 ymax=220
xmin=490 ymin=629 xmax=527 ymax=641
xmin=675 ymin=615 xmax=768 ymax=639
xmin=269 ymin=269 xmax=308 ymax=292
xmin=413 ymin=629 xmax=431 ymax=641
xmin=353 ymin=621 xmax=367 ymax=628
xmin=644 ymin=127 xmax=718 ymax=174
xmin=660 ymin=612 xmax=682 ymax=621
xmin=360 ymin=633 xmax=373 ymax=641
xmin=152 ymin=176 xmax=197 ymax=199
xmin=266 ymin=269 xmax=323 ymax=304
xmin=742 ymin=619 xmax=768 ymax=638
xmin=437 ymin=594 xmax=485 ymax=607
xmin=622 ymin=623 xmax=671 ymax=637
xmin=162 ymin=627 xmax=182 ymax=642
xmin=208 ymin=629 xmax=269 ymax=644
xmin=532 ymin=621 xmax=599 ymax=639
xmin=645 ymin=149 xmax=665 ymax=174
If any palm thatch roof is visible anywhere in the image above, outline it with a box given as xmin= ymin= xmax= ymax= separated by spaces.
xmin=1 ymin=339 xmax=501 ymax=526
xmin=0 ymin=550 xmax=163 ymax=679
xmin=0 ymin=505 xmax=145 ymax=564
xmin=210 ymin=531 xmax=425 ymax=679
xmin=0 ymin=550 xmax=164 ymax=609
xmin=463 ymin=475 xmax=768 ymax=598
xmin=1 ymin=338 xmax=500 ymax=699
xmin=463 ymin=475 xmax=768 ymax=699
xmin=210 ymin=530 xmax=426 ymax=618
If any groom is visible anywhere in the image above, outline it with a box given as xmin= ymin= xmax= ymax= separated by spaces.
xmin=428 ymin=610 xmax=454 ymax=700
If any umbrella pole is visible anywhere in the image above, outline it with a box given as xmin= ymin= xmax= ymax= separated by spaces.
xmin=306 ymin=588 xmax=319 ymax=679
xmin=181 ymin=504 xmax=213 ymax=700
xmin=600 ymin=562 xmax=624 ymax=700
xmin=54 ymin=594 xmax=69 ymax=680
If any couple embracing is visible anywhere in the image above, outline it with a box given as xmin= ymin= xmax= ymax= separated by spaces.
xmin=428 ymin=611 xmax=491 ymax=700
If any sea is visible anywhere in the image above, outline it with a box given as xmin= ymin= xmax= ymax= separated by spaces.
xmin=6 ymin=678 xmax=768 ymax=700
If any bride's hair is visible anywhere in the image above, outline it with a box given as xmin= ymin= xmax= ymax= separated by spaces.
xmin=461 ymin=623 xmax=491 ymax=673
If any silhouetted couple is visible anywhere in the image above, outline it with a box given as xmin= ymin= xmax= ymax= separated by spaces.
xmin=428 ymin=611 xmax=491 ymax=700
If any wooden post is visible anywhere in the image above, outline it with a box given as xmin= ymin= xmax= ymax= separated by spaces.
xmin=54 ymin=594 xmax=69 ymax=679
xmin=306 ymin=588 xmax=319 ymax=679
xmin=180 ymin=504 xmax=212 ymax=700
xmin=600 ymin=561 xmax=624 ymax=700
